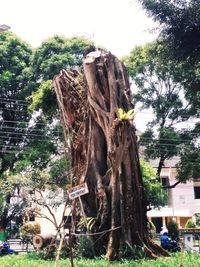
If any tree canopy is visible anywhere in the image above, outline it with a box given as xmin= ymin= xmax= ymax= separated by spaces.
xmin=140 ymin=159 xmax=167 ymax=207
xmin=139 ymin=0 xmax=200 ymax=114
xmin=0 ymin=33 xmax=93 ymax=232
xmin=123 ymin=42 xmax=197 ymax=179
xmin=139 ymin=0 xmax=200 ymax=62
xmin=0 ymin=32 xmax=33 ymax=173
xmin=29 ymin=36 xmax=95 ymax=118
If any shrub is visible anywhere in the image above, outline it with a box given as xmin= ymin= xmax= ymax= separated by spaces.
xmin=20 ymin=222 xmax=41 ymax=236
xmin=75 ymin=236 xmax=95 ymax=259
xmin=40 ymin=240 xmax=70 ymax=260
xmin=185 ymin=219 xmax=196 ymax=228
xmin=20 ymin=222 xmax=41 ymax=245
xmin=167 ymin=220 xmax=179 ymax=241
xmin=194 ymin=213 xmax=200 ymax=226
xmin=119 ymin=243 xmax=145 ymax=260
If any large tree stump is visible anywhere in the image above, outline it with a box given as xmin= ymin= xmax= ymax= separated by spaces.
xmin=53 ymin=50 xmax=169 ymax=260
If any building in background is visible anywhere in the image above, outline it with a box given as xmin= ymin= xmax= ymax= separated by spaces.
xmin=147 ymin=157 xmax=200 ymax=232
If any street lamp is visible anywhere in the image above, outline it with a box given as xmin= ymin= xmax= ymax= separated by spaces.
xmin=0 ymin=24 xmax=10 ymax=32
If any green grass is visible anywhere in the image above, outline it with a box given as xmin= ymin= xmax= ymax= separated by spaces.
xmin=0 ymin=252 xmax=200 ymax=267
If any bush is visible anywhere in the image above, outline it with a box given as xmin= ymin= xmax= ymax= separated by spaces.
xmin=39 ymin=240 xmax=70 ymax=260
xmin=194 ymin=213 xmax=200 ymax=226
xmin=119 ymin=243 xmax=145 ymax=260
xmin=167 ymin=220 xmax=179 ymax=241
xmin=75 ymin=236 xmax=95 ymax=259
xmin=20 ymin=222 xmax=41 ymax=236
xmin=20 ymin=222 xmax=41 ymax=244
xmin=185 ymin=219 xmax=196 ymax=228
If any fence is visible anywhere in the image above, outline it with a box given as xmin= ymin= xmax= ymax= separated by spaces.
xmin=7 ymin=239 xmax=34 ymax=253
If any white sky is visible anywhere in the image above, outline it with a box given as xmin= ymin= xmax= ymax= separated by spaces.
xmin=0 ymin=0 xmax=156 ymax=57
xmin=0 ymin=0 xmax=157 ymax=131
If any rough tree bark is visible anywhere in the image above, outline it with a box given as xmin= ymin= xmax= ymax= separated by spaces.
xmin=53 ymin=50 xmax=169 ymax=260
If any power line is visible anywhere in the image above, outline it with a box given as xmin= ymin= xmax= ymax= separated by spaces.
xmin=0 ymin=149 xmax=198 ymax=164
xmin=0 ymin=101 xmax=28 ymax=107
xmin=135 ymin=109 xmax=200 ymax=118
xmin=0 ymin=135 xmax=63 ymax=142
xmin=0 ymin=150 xmax=30 ymax=154
xmin=0 ymin=104 xmax=199 ymax=119
xmin=0 ymin=130 xmax=55 ymax=138
xmin=141 ymin=137 xmax=199 ymax=143
xmin=0 ymin=107 xmax=27 ymax=112
xmin=0 ymin=138 xmax=196 ymax=152
xmin=0 ymin=131 xmax=197 ymax=144
xmin=0 ymin=144 xmax=25 ymax=149
xmin=0 ymin=143 xmax=64 ymax=150
xmin=140 ymin=143 xmax=195 ymax=147
xmin=0 ymin=135 xmax=57 ymax=142
xmin=0 ymin=125 xmax=63 ymax=135
xmin=0 ymin=117 xmax=198 ymax=135
xmin=140 ymin=148 xmax=200 ymax=156
xmin=0 ymin=97 xmax=29 ymax=103
xmin=0 ymin=97 xmax=199 ymax=119
xmin=0 ymin=137 xmax=60 ymax=144
xmin=1 ymin=119 xmax=55 ymax=126
xmin=136 ymin=114 xmax=198 ymax=120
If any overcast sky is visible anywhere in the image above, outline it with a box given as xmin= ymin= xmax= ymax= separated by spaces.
xmin=0 ymin=0 xmax=156 ymax=57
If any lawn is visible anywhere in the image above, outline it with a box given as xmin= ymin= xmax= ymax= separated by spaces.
xmin=0 ymin=252 xmax=200 ymax=267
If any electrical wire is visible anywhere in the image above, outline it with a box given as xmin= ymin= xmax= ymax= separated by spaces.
xmin=0 ymin=98 xmax=199 ymax=118
xmin=0 ymin=130 xmax=55 ymax=138
xmin=0 ymin=107 xmax=27 ymax=112
xmin=0 ymin=132 xmax=197 ymax=145
xmin=0 ymin=125 xmax=63 ymax=135
xmin=0 ymin=143 xmax=64 ymax=150
xmin=136 ymin=110 xmax=199 ymax=118
xmin=0 ymin=144 xmax=195 ymax=156
xmin=0 ymin=97 xmax=199 ymax=119
xmin=0 ymin=101 xmax=28 ymax=107
xmin=0 ymin=135 xmax=56 ymax=142
xmin=0 ymin=119 xmax=198 ymax=135
xmin=0 ymin=97 xmax=29 ymax=103
xmin=0 ymin=150 xmax=30 ymax=154
xmin=141 ymin=137 xmax=199 ymax=142
xmin=1 ymin=119 xmax=56 ymax=126
xmin=140 ymin=143 xmax=194 ymax=147
xmin=1 ymin=105 xmax=197 ymax=122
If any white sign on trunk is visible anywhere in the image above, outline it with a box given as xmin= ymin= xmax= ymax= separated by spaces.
xmin=68 ymin=183 xmax=89 ymax=200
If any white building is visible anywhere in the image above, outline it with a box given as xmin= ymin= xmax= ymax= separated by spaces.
xmin=147 ymin=157 xmax=200 ymax=232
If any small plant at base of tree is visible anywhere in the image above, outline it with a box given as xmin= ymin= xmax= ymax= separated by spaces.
xmin=75 ymin=236 xmax=96 ymax=259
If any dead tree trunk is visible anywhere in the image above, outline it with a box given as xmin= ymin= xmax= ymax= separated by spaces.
xmin=53 ymin=50 xmax=169 ymax=260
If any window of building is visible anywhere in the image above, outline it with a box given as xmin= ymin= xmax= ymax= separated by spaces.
xmin=161 ymin=177 xmax=169 ymax=196
xmin=194 ymin=186 xmax=200 ymax=199
xmin=161 ymin=177 xmax=169 ymax=187
xmin=29 ymin=213 xmax=35 ymax=222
